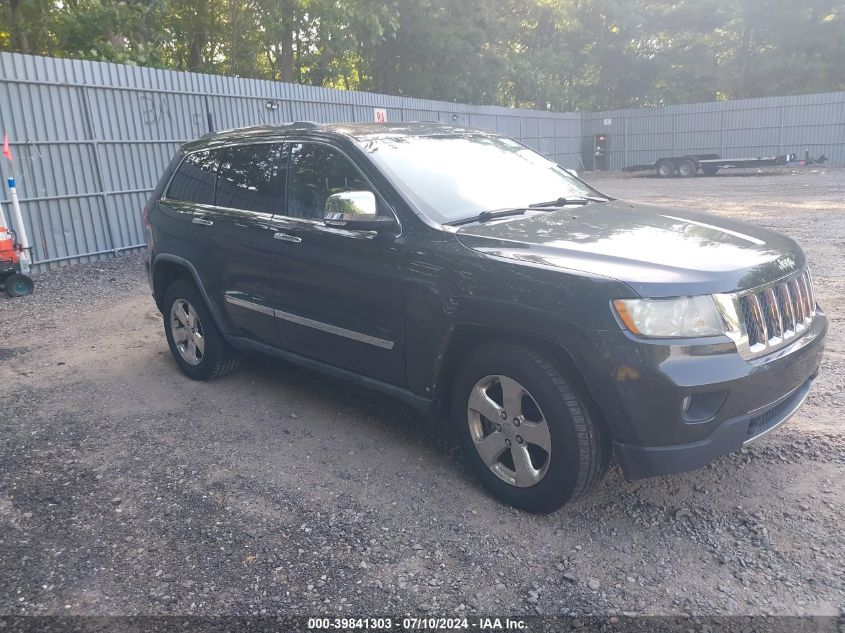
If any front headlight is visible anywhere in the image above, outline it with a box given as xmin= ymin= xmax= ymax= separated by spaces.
xmin=612 ymin=296 xmax=724 ymax=338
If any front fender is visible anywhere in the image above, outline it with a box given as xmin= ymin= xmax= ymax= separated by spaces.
xmin=402 ymin=239 xmax=634 ymax=407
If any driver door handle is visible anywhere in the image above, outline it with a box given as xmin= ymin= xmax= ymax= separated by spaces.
xmin=192 ymin=216 xmax=213 ymax=226
xmin=274 ymin=232 xmax=302 ymax=243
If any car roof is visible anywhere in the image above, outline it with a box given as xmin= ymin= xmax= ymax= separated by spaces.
xmin=182 ymin=121 xmax=485 ymax=153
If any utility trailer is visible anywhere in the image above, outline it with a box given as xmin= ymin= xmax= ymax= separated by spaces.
xmin=623 ymin=152 xmax=825 ymax=178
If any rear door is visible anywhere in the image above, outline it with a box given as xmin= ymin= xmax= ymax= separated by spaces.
xmin=193 ymin=143 xmax=287 ymax=345
xmin=158 ymin=149 xmax=219 ymax=247
xmin=268 ymin=141 xmax=406 ymax=385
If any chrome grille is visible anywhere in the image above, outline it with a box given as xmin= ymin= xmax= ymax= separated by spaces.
xmin=775 ymin=284 xmax=795 ymax=332
xmin=740 ymin=294 xmax=766 ymax=347
xmin=737 ymin=268 xmax=816 ymax=355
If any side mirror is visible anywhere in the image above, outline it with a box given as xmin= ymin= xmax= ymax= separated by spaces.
xmin=324 ymin=191 xmax=394 ymax=231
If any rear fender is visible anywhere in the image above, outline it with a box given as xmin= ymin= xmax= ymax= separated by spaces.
xmin=151 ymin=254 xmax=229 ymax=335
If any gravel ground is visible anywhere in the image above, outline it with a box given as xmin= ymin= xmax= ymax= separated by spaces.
xmin=1 ymin=167 xmax=843 ymax=619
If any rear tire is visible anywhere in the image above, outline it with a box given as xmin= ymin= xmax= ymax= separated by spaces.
xmin=451 ymin=343 xmax=609 ymax=513
xmin=162 ymin=278 xmax=240 ymax=381
xmin=656 ymin=160 xmax=675 ymax=178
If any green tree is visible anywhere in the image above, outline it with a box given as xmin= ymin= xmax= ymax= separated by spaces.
xmin=1 ymin=0 xmax=843 ymax=109
xmin=717 ymin=0 xmax=845 ymax=99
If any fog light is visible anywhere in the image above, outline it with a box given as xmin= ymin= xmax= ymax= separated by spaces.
xmin=682 ymin=391 xmax=728 ymax=423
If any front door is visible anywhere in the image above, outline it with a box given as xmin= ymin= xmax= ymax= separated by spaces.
xmin=269 ymin=142 xmax=406 ymax=386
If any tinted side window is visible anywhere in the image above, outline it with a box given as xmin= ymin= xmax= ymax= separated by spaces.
xmin=287 ymin=143 xmax=370 ymax=219
xmin=167 ymin=150 xmax=219 ymax=204
xmin=216 ymin=143 xmax=286 ymax=213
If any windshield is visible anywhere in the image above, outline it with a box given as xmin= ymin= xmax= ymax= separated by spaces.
xmin=358 ymin=133 xmax=600 ymax=224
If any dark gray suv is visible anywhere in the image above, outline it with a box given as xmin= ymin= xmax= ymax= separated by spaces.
xmin=144 ymin=122 xmax=827 ymax=513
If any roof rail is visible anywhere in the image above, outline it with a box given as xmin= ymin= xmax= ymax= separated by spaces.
xmin=201 ymin=121 xmax=322 ymax=139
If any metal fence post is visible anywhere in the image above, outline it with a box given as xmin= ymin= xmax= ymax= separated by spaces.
xmin=22 ymin=142 xmax=47 ymax=256
xmin=623 ymin=116 xmax=628 ymax=168
xmin=79 ymin=85 xmax=120 ymax=256
xmin=204 ymin=94 xmax=215 ymax=133
xmin=672 ymin=113 xmax=676 ymax=154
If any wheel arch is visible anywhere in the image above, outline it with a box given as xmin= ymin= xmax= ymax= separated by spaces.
xmin=433 ymin=323 xmax=609 ymax=432
xmin=151 ymin=254 xmax=228 ymax=334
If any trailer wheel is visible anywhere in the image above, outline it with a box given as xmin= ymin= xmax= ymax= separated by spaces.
xmin=702 ymin=165 xmax=719 ymax=176
xmin=678 ymin=159 xmax=697 ymax=178
xmin=656 ymin=160 xmax=674 ymax=178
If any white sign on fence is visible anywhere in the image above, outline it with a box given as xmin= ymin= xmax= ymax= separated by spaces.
xmin=603 ymin=118 xmax=612 ymax=126
xmin=374 ymin=108 xmax=387 ymax=123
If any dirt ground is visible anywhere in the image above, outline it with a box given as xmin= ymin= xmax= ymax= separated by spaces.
xmin=1 ymin=167 xmax=843 ymax=619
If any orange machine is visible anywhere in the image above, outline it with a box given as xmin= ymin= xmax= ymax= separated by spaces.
xmin=0 ymin=215 xmax=33 ymax=297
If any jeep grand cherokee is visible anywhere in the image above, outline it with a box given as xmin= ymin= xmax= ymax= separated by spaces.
xmin=144 ymin=122 xmax=827 ymax=513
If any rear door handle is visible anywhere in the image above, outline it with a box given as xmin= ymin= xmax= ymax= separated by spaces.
xmin=274 ymin=232 xmax=302 ymax=243
xmin=192 ymin=217 xmax=213 ymax=226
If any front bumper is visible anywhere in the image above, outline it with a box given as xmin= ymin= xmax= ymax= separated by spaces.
xmin=580 ymin=310 xmax=827 ymax=480
xmin=615 ymin=373 xmax=815 ymax=479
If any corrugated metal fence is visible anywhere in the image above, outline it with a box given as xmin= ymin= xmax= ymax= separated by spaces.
xmin=583 ymin=92 xmax=845 ymax=171
xmin=0 ymin=51 xmax=843 ymax=270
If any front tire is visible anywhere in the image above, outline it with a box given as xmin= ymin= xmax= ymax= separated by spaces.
xmin=451 ymin=343 xmax=609 ymax=513
xmin=162 ymin=278 xmax=240 ymax=381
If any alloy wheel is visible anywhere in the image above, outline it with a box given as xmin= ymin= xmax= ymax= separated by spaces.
xmin=466 ymin=374 xmax=552 ymax=487
xmin=170 ymin=298 xmax=205 ymax=366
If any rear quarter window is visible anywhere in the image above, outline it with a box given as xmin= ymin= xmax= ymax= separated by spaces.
xmin=166 ymin=150 xmax=219 ymax=205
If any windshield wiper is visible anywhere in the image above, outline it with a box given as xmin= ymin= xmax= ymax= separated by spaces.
xmin=446 ymin=197 xmax=608 ymax=226
xmin=445 ymin=208 xmax=528 ymax=226
xmin=527 ymin=196 xmax=609 ymax=208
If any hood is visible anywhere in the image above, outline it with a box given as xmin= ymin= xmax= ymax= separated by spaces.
xmin=455 ymin=200 xmax=804 ymax=297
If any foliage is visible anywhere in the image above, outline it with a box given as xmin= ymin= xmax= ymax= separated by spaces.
xmin=1 ymin=0 xmax=843 ymax=109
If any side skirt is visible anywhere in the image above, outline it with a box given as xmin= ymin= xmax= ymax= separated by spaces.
xmin=225 ymin=335 xmax=434 ymax=414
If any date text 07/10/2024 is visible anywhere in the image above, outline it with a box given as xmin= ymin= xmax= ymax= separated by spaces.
xmin=306 ymin=617 xmax=528 ymax=630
